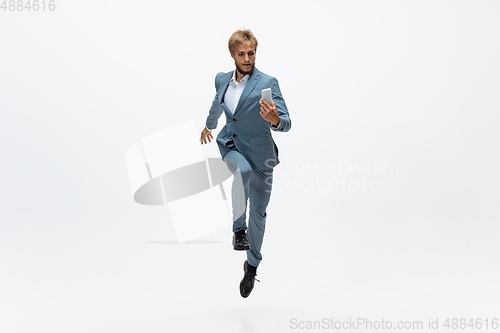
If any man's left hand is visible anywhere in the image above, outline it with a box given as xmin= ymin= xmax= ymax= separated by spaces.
xmin=259 ymin=99 xmax=280 ymax=127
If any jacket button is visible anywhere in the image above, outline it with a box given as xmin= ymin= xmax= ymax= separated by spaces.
xmin=232 ymin=118 xmax=236 ymax=122
xmin=233 ymin=134 xmax=237 ymax=138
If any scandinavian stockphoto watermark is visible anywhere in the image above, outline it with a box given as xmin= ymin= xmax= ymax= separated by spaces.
xmin=265 ymin=158 xmax=394 ymax=195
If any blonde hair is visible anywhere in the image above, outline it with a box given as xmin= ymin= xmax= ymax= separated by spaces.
xmin=228 ymin=29 xmax=258 ymax=55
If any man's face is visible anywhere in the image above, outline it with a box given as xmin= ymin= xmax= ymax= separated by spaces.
xmin=231 ymin=42 xmax=256 ymax=76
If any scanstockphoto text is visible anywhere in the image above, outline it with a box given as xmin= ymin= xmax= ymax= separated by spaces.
xmin=290 ymin=317 xmax=423 ymax=330
xmin=290 ymin=317 xmax=499 ymax=330
xmin=265 ymin=158 xmax=394 ymax=195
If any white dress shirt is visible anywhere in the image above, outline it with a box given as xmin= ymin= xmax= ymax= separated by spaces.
xmin=225 ymin=71 xmax=249 ymax=114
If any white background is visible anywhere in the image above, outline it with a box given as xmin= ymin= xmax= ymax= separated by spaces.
xmin=1 ymin=0 xmax=499 ymax=332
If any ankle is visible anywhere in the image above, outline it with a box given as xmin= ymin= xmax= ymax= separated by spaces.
xmin=247 ymin=262 xmax=257 ymax=274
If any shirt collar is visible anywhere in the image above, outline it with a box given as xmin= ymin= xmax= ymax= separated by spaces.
xmin=230 ymin=70 xmax=249 ymax=84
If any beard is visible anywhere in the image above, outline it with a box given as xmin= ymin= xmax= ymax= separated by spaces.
xmin=235 ymin=62 xmax=255 ymax=77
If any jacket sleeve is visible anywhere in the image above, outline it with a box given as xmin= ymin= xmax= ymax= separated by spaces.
xmin=270 ymin=77 xmax=292 ymax=132
xmin=205 ymin=73 xmax=224 ymax=131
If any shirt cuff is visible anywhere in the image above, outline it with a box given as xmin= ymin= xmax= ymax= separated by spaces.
xmin=270 ymin=118 xmax=281 ymax=131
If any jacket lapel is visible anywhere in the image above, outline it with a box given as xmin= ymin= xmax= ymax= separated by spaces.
xmin=218 ymin=72 xmax=233 ymax=115
xmin=234 ymin=69 xmax=261 ymax=115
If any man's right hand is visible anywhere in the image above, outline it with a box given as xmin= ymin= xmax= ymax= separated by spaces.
xmin=200 ymin=127 xmax=213 ymax=145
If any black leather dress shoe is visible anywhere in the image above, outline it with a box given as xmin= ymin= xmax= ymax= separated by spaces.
xmin=232 ymin=230 xmax=251 ymax=251
xmin=240 ymin=260 xmax=259 ymax=298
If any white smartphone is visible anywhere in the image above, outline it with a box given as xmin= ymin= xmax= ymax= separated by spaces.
xmin=261 ymin=88 xmax=272 ymax=105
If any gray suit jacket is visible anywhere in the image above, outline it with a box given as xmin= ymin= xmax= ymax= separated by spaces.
xmin=205 ymin=67 xmax=291 ymax=171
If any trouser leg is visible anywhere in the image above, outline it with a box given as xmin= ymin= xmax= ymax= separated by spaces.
xmin=246 ymin=168 xmax=273 ymax=268
xmin=223 ymin=150 xmax=252 ymax=233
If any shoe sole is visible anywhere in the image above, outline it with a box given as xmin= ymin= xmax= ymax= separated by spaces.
xmin=240 ymin=280 xmax=250 ymax=298
xmin=240 ymin=261 xmax=251 ymax=298
xmin=233 ymin=244 xmax=251 ymax=251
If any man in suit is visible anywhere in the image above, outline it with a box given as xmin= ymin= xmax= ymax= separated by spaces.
xmin=200 ymin=29 xmax=291 ymax=298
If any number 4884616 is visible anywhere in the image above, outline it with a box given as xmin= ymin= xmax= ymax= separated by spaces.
xmin=1 ymin=0 xmax=56 ymax=11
